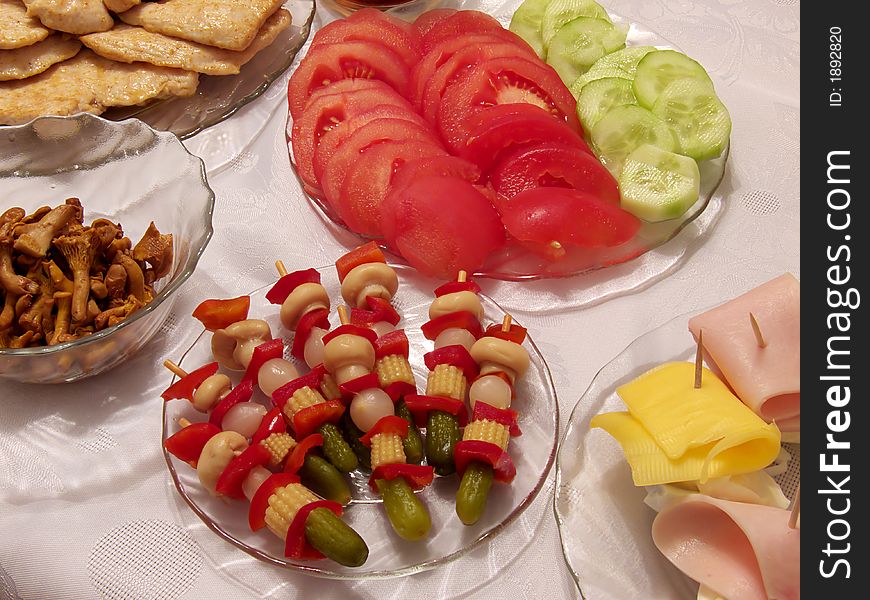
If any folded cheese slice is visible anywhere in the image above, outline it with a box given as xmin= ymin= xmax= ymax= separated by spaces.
xmin=689 ymin=274 xmax=800 ymax=432
xmin=652 ymin=495 xmax=800 ymax=600
xmin=591 ymin=362 xmax=781 ymax=485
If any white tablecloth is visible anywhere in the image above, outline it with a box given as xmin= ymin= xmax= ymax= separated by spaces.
xmin=0 ymin=0 xmax=799 ymax=598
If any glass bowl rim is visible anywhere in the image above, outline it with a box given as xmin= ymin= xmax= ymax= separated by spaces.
xmin=0 ymin=113 xmax=216 ymax=358
xmin=161 ymin=265 xmax=560 ymax=579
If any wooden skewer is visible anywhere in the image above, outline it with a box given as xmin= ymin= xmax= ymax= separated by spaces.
xmin=178 ymin=417 xmax=192 ymax=428
xmin=788 ymin=485 xmax=801 ymax=529
xmin=163 ymin=359 xmax=188 ymax=378
xmin=457 ymin=270 xmax=467 ymax=283
xmin=502 ymin=314 xmax=513 ymax=332
xmin=337 ymin=305 xmax=350 ymax=325
xmin=694 ymin=330 xmax=704 ymax=389
xmin=749 ymin=312 xmax=767 ymax=348
xmin=275 ymin=260 xmax=288 ymax=277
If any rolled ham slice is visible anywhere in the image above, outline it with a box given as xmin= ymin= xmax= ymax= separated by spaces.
xmin=652 ymin=495 xmax=800 ymax=600
xmin=688 ymin=274 xmax=800 ymax=432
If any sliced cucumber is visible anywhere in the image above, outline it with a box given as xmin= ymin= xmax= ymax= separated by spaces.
xmin=569 ymin=66 xmax=631 ymax=98
xmin=577 ymin=77 xmax=637 ymax=130
xmin=589 ymin=45 xmax=657 ymax=77
xmin=633 ymin=49 xmax=714 ymax=108
xmin=618 ymin=144 xmax=701 ymax=222
xmin=590 ymin=104 xmax=676 ymax=175
xmin=652 ymin=78 xmax=731 ymax=160
xmin=541 ymin=0 xmax=610 ymax=49
xmin=510 ymin=0 xmax=551 ymax=59
xmin=546 ymin=17 xmax=627 ymax=85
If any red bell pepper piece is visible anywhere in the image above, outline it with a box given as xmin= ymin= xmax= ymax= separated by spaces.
xmin=484 ymin=323 xmax=528 ymax=344
xmin=454 ymin=440 xmax=516 ymax=483
xmin=164 ymin=422 xmax=221 ymax=468
xmin=403 ymin=394 xmax=468 ymax=428
xmin=160 ymin=362 xmax=219 ymax=401
xmin=290 ymin=308 xmax=331 ymax=361
xmin=434 ymin=280 xmax=481 ymax=297
xmin=339 ymin=373 xmax=381 ymax=398
xmin=192 ymin=296 xmax=251 ymax=331
xmin=266 ymin=268 xmax=321 ymax=305
xmin=285 ymin=500 xmax=343 ymax=559
xmin=272 ymin=365 xmax=326 ymax=409
xmin=383 ymin=381 xmax=417 ymax=402
xmin=283 ymin=433 xmax=324 ymax=474
xmin=424 ymin=345 xmax=479 ymax=380
xmin=365 ymin=296 xmax=400 ymax=325
xmin=350 ymin=307 xmax=378 ymax=327
xmin=242 ymin=338 xmax=285 ymax=384
xmin=368 ymin=464 xmax=434 ymax=492
xmin=209 ymin=379 xmax=254 ymax=427
xmin=373 ymin=329 xmax=409 ymax=359
xmin=252 ymin=407 xmax=287 ymax=444
xmin=249 ymin=472 xmax=301 ymax=531
xmin=215 ymin=443 xmax=272 ymax=499
xmin=293 ymin=400 xmax=345 ymax=439
xmin=335 ymin=241 xmax=386 ymax=282
xmin=359 ymin=415 xmax=408 ymax=447
xmin=471 ymin=401 xmax=521 ymax=436
xmin=321 ymin=324 xmax=378 ymax=346
xmin=421 ymin=311 xmax=483 ymax=341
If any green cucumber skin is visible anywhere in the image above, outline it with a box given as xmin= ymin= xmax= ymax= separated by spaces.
xmin=300 ymin=454 xmax=352 ymax=506
xmin=456 ymin=462 xmax=495 ymax=526
xmin=376 ymin=478 xmax=432 ymax=541
xmin=396 ymin=400 xmax=425 ymax=465
xmin=339 ymin=413 xmax=371 ymax=470
xmin=318 ymin=422 xmax=359 ymax=473
xmin=426 ymin=410 xmax=461 ymax=476
xmin=304 ymin=507 xmax=369 ymax=567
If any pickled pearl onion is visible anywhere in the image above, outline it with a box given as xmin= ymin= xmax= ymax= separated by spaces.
xmin=434 ymin=327 xmax=477 ymax=351
xmin=303 ymin=327 xmax=327 ymax=368
xmin=243 ymin=465 xmax=273 ymax=502
xmin=335 ymin=363 xmax=370 ymax=385
xmin=222 ymin=402 xmax=268 ymax=439
xmin=258 ymin=358 xmax=300 ymax=398
xmin=469 ymin=374 xmax=512 ymax=410
xmin=350 ymin=388 xmax=394 ymax=432
xmin=370 ymin=321 xmax=396 ymax=338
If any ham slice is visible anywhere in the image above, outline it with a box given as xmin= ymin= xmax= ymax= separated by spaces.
xmin=688 ymin=274 xmax=800 ymax=432
xmin=652 ymin=495 xmax=800 ymax=600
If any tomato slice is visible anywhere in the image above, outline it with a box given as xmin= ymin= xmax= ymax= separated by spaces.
xmin=192 ymin=296 xmax=250 ymax=331
xmin=322 ymin=119 xmax=443 ymax=211
xmin=291 ymin=80 xmax=409 ymax=196
xmin=381 ymin=174 xmax=505 ymax=279
xmin=337 ymin=139 xmax=448 ymax=236
xmin=287 ymin=40 xmax=411 ymax=119
xmin=500 ymin=188 xmax=641 ymax=260
xmin=312 ymin=104 xmax=427 ymax=185
xmin=409 ymin=32 xmax=534 ymax=109
xmin=309 ymin=9 xmax=422 ymax=68
xmin=413 ymin=8 xmax=457 ymax=37
xmin=164 ymin=422 xmax=221 ymax=468
xmin=453 ymin=104 xmax=592 ymax=173
xmin=437 ymin=57 xmax=581 ymax=152
xmin=335 ymin=241 xmax=386 ymax=282
xmin=420 ymin=10 xmax=505 ymax=52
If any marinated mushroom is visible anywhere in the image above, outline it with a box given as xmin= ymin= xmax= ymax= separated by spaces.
xmin=211 ymin=319 xmax=273 ymax=371
xmin=104 ymin=263 xmax=127 ymax=299
xmin=53 ymin=228 xmax=100 ymax=323
xmin=132 ymin=221 xmax=173 ymax=279
xmin=13 ymin=203 xmax=79 ymax=258
xmin=197 ymin=431 xmax=249 ymax=495
xmin=1 ymin=213 xmax=39 ymax=297
xmin=323 ymin=333 xmax=376 ymax=385
xmin=340 ymin=262 xmax=399 ymax=308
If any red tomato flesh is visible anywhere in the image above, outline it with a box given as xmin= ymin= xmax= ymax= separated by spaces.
xmin=414 ymin=8 xmax=457 ymax=38
xmin=310 ymin=10 xmax=422 ymax=68
xmin=420 ymin=10 xmax=505 ymax=53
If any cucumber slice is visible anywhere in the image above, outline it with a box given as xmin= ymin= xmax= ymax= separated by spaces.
xmin=633 ymin=49 xmax=714 ymax=108
xmin=569 ymin=66 xmax=631 ymax=98
xmin=618 ymin=144 xmax=700 ymax=222
xmin=546 ymin=17 xmax=627 ymax=85
xmin=653 ymin=78 xmax=731 ymax=160
xmin=541 ymin=0 xmax=610 ymax=49
xmin=589 ymin=45 xmax=657 ymax=76
xmin=577 ymin=77 xmax=637 ymax=130
xmin=590 ymin=104 xmax=676 ymax=175
xmin=509 ymin=0 xmax=551 ymax=59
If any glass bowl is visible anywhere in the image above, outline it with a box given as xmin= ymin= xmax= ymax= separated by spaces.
xmin=162 ymin=264 xmax=559 ymax=578
xmin=285 ymin=0 xmax=727 ymax=283
xmin=103 ymin=0 xmax=316 ymax=140
xmin=553 ymin=308 xmax=801 ymax=599
xmin=0 ymin=114 xmax=215 ymax=384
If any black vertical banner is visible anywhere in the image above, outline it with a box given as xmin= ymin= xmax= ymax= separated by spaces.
xmin=803 ymin=5 xmax=866 ymax=595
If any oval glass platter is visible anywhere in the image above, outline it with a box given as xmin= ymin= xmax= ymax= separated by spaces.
xmin=286 ymin=0 xmax=727 ymax=287
xmin=553 ymin=308 xmax=800 ymax=599
xmin=162 ymin=264 xmax=558 ymax=579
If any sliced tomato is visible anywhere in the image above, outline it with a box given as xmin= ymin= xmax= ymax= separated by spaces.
xmin=248 ymin=473 xmax=301 ymax=531
xmin=287 ymin=40 xmax=411 ymax=119
xmin=420 ymin=10 xmax=505 ymax=52
xmin=312 ymin=104 xmax=427 ymax=185
xmin=454 ymin=104 xmax=592 ymax=173
xmin=337 ymin=139 xmax=448 ymax=236
xmin=164 ymin=422 xmax=221 ymax=468
xmin=389 ymin=156 xmax=481 ymax=202
xmin=309 ymin=10 xmax=422 ymax=68
xmin=335 ymin=242 xmax=386 ymax=282
xmin=500 ymin=188 xmax=641 ymax=260
xmin=321 ymin=119 xmax=442 ymax=210
xmin=291 ymin=80 xmax=409 ymax=195
xmin=191 ymin=296 xmax=250 ymax=331
xmin=414 ymin=8 xmax=457 ymax=37
xmin=409 ymin=32 xmax=534 ymax=109
xmin=381 ymin=175 xmax=505 ymax=279
xmin=437 ymin=57 xmax=582 ymax=152
xmin=490 ymin=142 xmax=620 ymax=204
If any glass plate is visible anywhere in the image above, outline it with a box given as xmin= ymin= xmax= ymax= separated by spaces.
xmin=285 ymin=0 xmax=727 ymax=284
xmin=553 ymin=308 xmax=801 ymax=599
xmin=162 ymin=264 xmax=558 ymax=579
xmin=106 ymin=0 xmax=315 ymax=142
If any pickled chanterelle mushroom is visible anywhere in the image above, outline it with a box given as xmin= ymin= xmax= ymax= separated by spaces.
xmin=0 ymin=199 xmax=173 ymax=349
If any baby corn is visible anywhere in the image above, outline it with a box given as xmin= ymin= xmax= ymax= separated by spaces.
xmin=264 ymin=483 xmax=321 ymax=540
xmin=463 ymin=419 xmax=510 ymax=451
xmin=376 ymin=354 xmax=415 ymax=389
xmin=260 ymin=432 xmax=297 ymax=468
xmin=283 ymin=386 xmax=326 ymax=420
xmin=370 ymin=432 xmax=406 ymax=469
xmin=426 ymin=364 xmax=466 ymax=400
